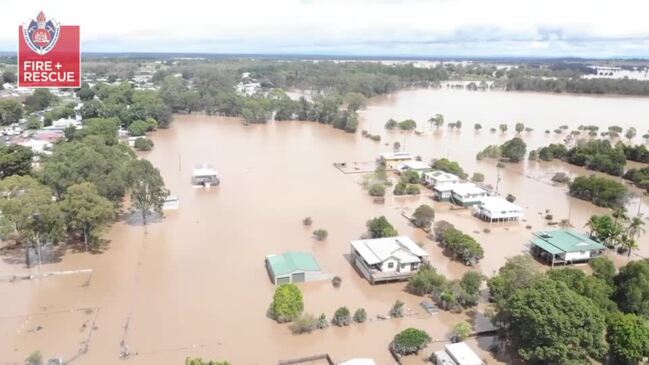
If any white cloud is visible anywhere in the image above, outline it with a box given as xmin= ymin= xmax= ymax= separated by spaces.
xmin=1 ymin=0 xmax=649 ymax=57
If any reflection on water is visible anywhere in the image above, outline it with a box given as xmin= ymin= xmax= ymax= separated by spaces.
xmin=1 ymin=88 xmax=649 ymax=364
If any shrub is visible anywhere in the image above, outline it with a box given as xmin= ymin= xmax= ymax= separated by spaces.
xmin=313 ymin=229 xmax=328 ymax=241
xmin=368 ymin=183 xmax=386 ymax=197
xmin=390 ymin=300 xmax=405 ymax=318
xmin=366 ymin=216 xmax=398 ymax=238
xmin=528 ymin=150 xmax=538 ymax=160
xmin=551 ymin=172 xmax=571 ymax=184
xmin=407 ymin=264 xmax=447 ymax=296
xmin=398 ymin=119 xmax=417 ymax=131
xmin=405 ymin=184 xmax=420 ymax=195
xmin=128 ymin=119 xmax=151 ymax=136
xmin=316 ymin=313 xmax=329 ymax=329
xmin=393 ymin=182 xmax=407 ymax=195
xmin=302 ymin=217 xmax=312 ymax=226
xmin=400 ymin=170 xmax=421 ymax=184
xmin=333 ymin=307 xmax=352 ymax=326
xmin=289 ymin=313 xmax=318 ymax=334
xmin=453 ymin=321 xmax=473 ymax=341
xmin=270 ymin=284 xmax=304 ymax=323
xmin=412 ymin=204 xmax=435 ymax=228
xmin=390 ymin=328 xmax=431 ymax=355
xmin=25 ymin=351 xmax=43 ymax=365
xmin=332 ymin=276 xmax=342 ymax=288
xmin=506 ymin=194 xmax=516 ymax=203
xmin=185 ymin=358 xmax=230 ymax=365
xmin=385 ymin=118 xmax=398 ymax=130
xmin=471 ymin=173 xmax=485 ymax=183
xmin=134 ymin=137 xmax=154 ymax=151
xmin=353 ymin=308 xmax=367 ymax=323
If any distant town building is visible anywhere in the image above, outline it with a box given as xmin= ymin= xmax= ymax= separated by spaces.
xmin=473 ymin=196 xmax=524 ymax=222
xmin=530 ymin=229 xmax=606 ymax=266
xmin=377 ymin=152 xmax=414 ymax=170
xmin=424 ymin=170 xmax=461 ymax=186
xmin=433 ymin=342 xmax=484 ymax=365
xmin=265 ymin=251 xmax=328 ymax=285
xmin=350 ymin=236 xmax=428 ymax=284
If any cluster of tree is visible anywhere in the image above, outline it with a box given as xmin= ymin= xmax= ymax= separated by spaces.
xmin=622 ymin=143 xmax=649 ymax=163
xmin=569 ymin=175 xmax=627 ymax=209
xmin=390 ymin=328 xmax=431 ymax=356
xmin=433 ymin=221 xmax=484 ymax=265
xmin=506 ymin=76 xmax=649 ymax=96
xmin=431 ymin=158 xmax=468 ymax=179
xmin=394 ymin=170 xmax=421 ymax=196
xmin=366 ymin=216 xmax=398 ymax=238
xmin=476 ymin=137 xmax=526 ymax=162
xmin=407 ymin=264 xmax=484 ymax=312
xmin=84 ymin=81 xmax=172 ymax=130
xmin=586 ymin=209 xmax=646 ymax=256
xmin=623 ymin=166 xmax=649 ymax=191
xmin=0 ymin=117 xmax=168 ymax=267
xmin=0 ymin=99 xmax=23 ymax=125
xmin=488 ymin=255 xmax=649 ymax=364
xmin=385 ymin=118 xmax=416 ymax=131
xmin=537 ymin=140 xmax=627 ymax=176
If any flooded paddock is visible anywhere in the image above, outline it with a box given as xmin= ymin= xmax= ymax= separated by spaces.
xmin=1 ymin=88 xmax=649 ymax=364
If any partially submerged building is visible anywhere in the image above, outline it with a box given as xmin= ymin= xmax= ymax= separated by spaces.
xmin=350 ymin=236 xmax=428 ymax=284
xmin=530 ymin=229 xmax=607 ymax=266
xmin=473 ymin=196 xmax=524 ymax=222
xmin=377 ymin=152 xmax=414 ymax=170
xmin=424 ymin=170 xmax=461 ymax=186
xmin=397 ymin=160 xmax=431 ymax=176
xmin=433 ymin=342 xmax=484 ymax=365
xmin=191 ymin=164 xmax=219 ymax=186
xmin=450 ymin=183 xmax=489 ymax=207
xmin=265 ymin=252 xmax=328 ymax=285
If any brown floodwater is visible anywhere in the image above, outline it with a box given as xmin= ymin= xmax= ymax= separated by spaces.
xmin=1 ymin=87 xmax=649 ymax=365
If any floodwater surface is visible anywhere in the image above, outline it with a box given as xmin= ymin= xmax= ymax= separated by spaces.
xmin=1 ymin=87 xmax=649 ymax=365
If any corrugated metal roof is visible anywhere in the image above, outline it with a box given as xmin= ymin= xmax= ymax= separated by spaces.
xmin=350 ymin=236 xmax=428 ymax=265
xmin=531 ymin=229 xmax=606 ymax=254
xmin=266 ymin=252 xmax=320 ymax=276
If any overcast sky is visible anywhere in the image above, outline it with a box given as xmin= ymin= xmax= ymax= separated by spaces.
xmin=2 ymin=0 xmax=649 ymax=58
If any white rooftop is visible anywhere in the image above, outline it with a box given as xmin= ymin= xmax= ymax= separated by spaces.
xmin=192 ymin=164 xmax=218 ymax=177
xmin=433 ymin=183 xmax=458 ymax=192
xmin=398 ymin=160 xmax=430 ymax=170
xmin=350 ymin=236 xmax=428 ymax=265
xmin=451 ymin=183 xmax=488 ymax=197
xmin=445 ymin=342 xmax=484 ymax=365
xmin=425 ymin=170 xmax=461 ymax=182
xmin=477 ymin=196 xmax=523 ymax=213
xmin=378 ymin=152 xmax=413 ymax=160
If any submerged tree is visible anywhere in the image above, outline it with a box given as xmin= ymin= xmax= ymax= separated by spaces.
xmin=125 ymin=159 xmax=168 ymax=227
xmin=62 ymin=183 xmax=115 ymax=249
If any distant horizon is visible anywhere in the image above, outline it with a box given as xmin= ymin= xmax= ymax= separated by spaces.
xmin=1 ymin=51 xmax=648 ymax=62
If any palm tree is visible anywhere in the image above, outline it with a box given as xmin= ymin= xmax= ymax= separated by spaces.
xmin=624 ymin=215 xmax=646 ymax=257
xmin=620 ymin=236 xmax=639 ymax=258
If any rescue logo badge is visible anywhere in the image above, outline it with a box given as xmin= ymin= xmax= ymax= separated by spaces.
xmin=22 ymin=11 xmax=60 ymax=55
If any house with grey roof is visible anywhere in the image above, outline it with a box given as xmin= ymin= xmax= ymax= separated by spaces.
xmin=350 ymin=236 xmax=428 ymax=284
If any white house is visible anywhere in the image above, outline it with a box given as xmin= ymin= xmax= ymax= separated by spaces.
xmin=432 ymin=183 xmax=457 ymax=201
xmin=424 ymin=170 xmax=461 ymax=186
xmin=433 ymin=342 xmax=484 ymax=365
xmin=450 ymin=183 xmax=489 ymax=207
xmin=397 ymin=160 xmax=431 ymax=176
xmin=350 ymin=236 xmax=428 ymax=284
xmin=377 ymin=152 xmax=414 ymax=170
xmin=473 ymin=196 xmax=524 ymax=222
xmin=191 ymin=164 xmax=219 ymax=186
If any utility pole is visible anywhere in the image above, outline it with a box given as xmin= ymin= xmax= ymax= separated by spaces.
xmin=495 ymin=165 xmax=501 ymax=194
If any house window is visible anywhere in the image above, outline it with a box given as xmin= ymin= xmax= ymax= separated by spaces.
xmin=387 ymin=262 xmax=394 ymax=269
xmin=400 ymin=264 xmax=406 ymax=269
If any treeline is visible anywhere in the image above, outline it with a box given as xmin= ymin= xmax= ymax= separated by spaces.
xmin=506 ymin=76 xmax=649 ymax=96
xmin=433 ymin=221 xmax=484 ymax=265
xmin=569 ymin=175 xmax=627 ymax=209
xmin=488 ymin=255 xmax=649 ymax=364
xmin=0 ymin=88 xmax=169 ymax=267
xmin=536 ymin=140 xmax=626 ymax=176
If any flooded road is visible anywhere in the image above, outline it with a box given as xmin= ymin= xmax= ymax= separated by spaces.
xmin=1 ymin=88 xmax=649 ymax=364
